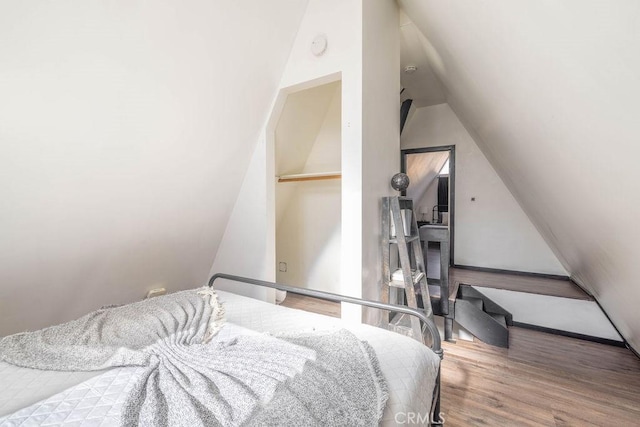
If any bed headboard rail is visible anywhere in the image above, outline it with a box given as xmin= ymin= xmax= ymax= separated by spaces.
xmin=208 ymin=273 xmax=442 ymax=359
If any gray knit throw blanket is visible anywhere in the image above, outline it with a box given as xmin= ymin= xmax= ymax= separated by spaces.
xmin=0 ymin=288 xmax=388 ymax=426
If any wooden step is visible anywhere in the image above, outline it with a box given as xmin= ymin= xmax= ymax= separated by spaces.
xmin=449 ymin=267 xmax=591 ymax=300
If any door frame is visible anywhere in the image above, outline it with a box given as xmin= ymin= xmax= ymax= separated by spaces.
xmin=401 ymin=145 xmax=456 ymax=266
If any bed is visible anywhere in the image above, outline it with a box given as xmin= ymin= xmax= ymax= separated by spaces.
xmin=0 ymin=274 xmax=443 ymax=426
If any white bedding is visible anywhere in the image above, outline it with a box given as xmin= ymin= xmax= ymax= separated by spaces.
xmin=0 ymin=290 xmax=440 ymax=426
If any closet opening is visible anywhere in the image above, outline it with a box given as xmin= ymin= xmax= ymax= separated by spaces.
xmin=274 ymin=80 xmax=342 ymax=296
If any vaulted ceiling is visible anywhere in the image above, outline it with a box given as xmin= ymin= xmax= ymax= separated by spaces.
xmin=399 ymin=10 xmax=445 ymax=107
xmin=399 ymin=0 xmax=640 ymax=349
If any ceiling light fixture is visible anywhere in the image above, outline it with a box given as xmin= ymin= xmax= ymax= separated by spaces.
xmin=404 ymin=65 xmax=418 ymax=74
xmin=311 ymin=34 xmax=328 ymax=56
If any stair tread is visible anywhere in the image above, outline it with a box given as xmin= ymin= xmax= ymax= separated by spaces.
xmin=460 ymin=296 xmax=483 ymax=310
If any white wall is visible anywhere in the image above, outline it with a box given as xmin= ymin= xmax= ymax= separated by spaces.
xmin=275 ymin=84 xmax=341 ymax=293
xmin=274 ymin=83 xmax=338 ymax=177
xmin=209 ymin=137 xmax=275 ymax=301
xmin=0 ymin=0 xmax=308 ymax=336
xmin=276 ymin=180 xmax=342 ymax=292
xmin=360 ymin=0 xmax=400 ymax=322
xmin=301 ymin=84 xmax=342 ymax=174
xmin=402 ymin=104 xmax=567 ymax=275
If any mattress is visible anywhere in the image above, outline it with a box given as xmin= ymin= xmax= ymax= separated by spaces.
xmin=0 ymin=290 xmax=440 ymax=426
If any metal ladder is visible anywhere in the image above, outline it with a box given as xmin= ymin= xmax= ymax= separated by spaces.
xmin=381 ymin=196 xmax=433 ymax=339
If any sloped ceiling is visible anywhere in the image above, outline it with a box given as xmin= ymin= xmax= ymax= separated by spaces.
xmin=0 ymin=0 xmax=308 ymax=336
xmin=399 ymin=11 xmax=446 ymax=107
xmin=399 ymin=0 xmax=640 ymax=348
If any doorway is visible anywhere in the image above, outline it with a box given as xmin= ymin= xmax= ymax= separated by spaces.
xmin=401 ymin=145 xmax=455 ymax=277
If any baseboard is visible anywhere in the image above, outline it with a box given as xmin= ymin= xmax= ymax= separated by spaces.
xmin=512 ymin=322 xmax=626 ymax=348
xmin=627 ymin=342 xmax=640 ymax=360
xmin=452 ymin=264 xmax=571 ymax=282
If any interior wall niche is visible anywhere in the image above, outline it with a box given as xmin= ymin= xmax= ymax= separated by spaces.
xmin=275 ymin=80 xmax=342 ymax=293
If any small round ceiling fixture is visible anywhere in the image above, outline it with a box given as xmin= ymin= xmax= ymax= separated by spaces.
xmin=311 ymin=34 xmax=328 ymax=56
xmin=404 ymin=65 xmax=418 ymax=74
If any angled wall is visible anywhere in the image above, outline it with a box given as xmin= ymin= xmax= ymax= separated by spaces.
xmin=402 ymin=104 xmax=567 ymax=275
xmin=400 ymin=0 xmax=640 ymax=348
xmin=0 ymin=0 xmax=308 ymax=336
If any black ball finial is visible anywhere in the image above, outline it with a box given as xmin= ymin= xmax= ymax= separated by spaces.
xmin=391 ymin=173 xmax=410 ymax=192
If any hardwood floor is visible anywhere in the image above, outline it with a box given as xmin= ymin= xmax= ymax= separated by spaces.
xmin=280 ymin=293 xmax=341 ymax=317
xmin=442 ymin=327 xmax=640 ymax=426
xmin=282 ymin=295 xmax=640 ymax=426
xmin=449 ymin=267 xmax=591 ymax=300
xmin=425 ymin=245 xmax=589 ymax=303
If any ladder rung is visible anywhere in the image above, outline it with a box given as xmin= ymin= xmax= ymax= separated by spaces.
xmin=389 ymin=235 xmax=420 ymax=244
xmin=390 ymin=270 xmax=425 ymax=288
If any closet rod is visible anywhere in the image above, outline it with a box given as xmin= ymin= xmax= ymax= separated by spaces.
xmin=277 ymin=172 xmax=341 ymax=183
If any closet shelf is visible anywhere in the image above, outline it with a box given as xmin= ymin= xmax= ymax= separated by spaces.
xmin=277 ymin=171 xmax=341 ymax=183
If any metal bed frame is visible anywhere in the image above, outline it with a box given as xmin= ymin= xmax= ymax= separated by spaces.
xmin=208 ymin=273 xmax=444 ymax=426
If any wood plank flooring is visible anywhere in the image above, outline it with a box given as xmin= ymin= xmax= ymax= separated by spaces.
xmin=425 ymin=244 xmax=588 ymax=301
xmin=441 ymin=327 xmax=640 ymax=426
xmin=280 ymin=293 xmax=341 ymax=317
xmin=281 ymin=295 xmax=640 ymax=426
xmin=449 ymin=268 xmax=591 ymax=300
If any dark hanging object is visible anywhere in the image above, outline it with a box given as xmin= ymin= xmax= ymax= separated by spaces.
xmin=400 ymin=99 xmax=413 ymax=135
xmin=437 ymin=176 xmax=449 ymax=213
